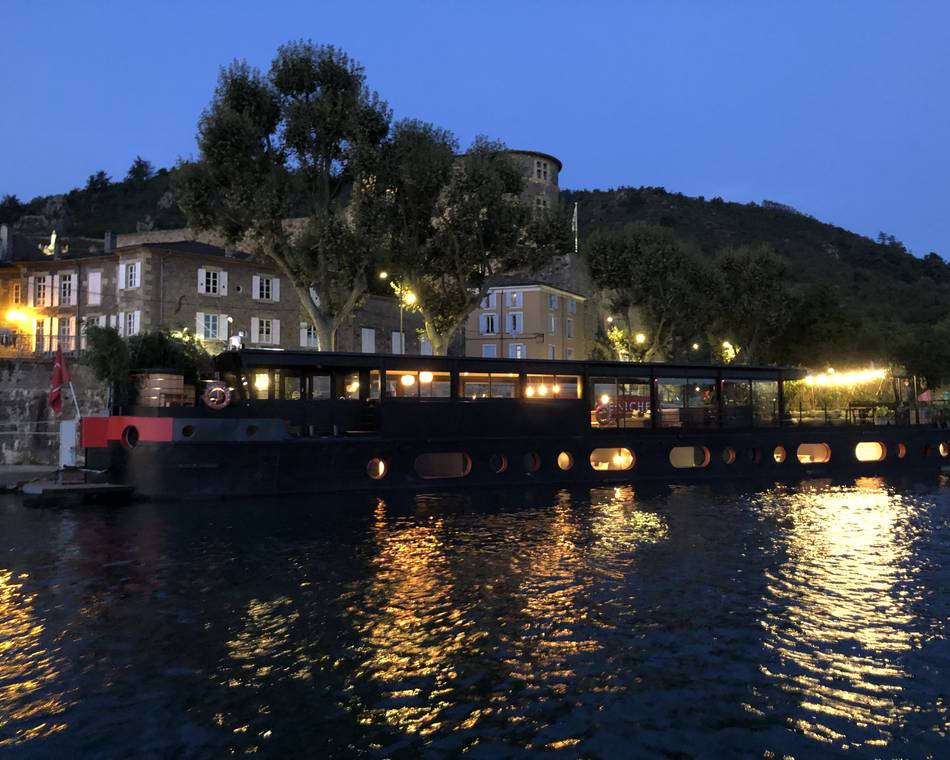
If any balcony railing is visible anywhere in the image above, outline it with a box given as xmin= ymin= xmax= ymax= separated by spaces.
xmin=0 ymin=332 xmax=84 ymax=358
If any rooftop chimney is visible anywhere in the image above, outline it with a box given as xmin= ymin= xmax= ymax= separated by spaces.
xmin=0 ymin=225 xmax=9 ymax=261
xmin=104 ymin=231 xmax=116 ymax=254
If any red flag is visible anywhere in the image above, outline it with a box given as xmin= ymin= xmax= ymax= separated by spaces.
xmin=48 ymin=346 xmax=71 ymax=414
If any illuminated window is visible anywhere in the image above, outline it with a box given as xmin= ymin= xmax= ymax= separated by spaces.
xmin=940 ymin=442 xmax=950 ymax=458
xmin=414 ymin=452 xmax=472 ymax=479
xmin=342 ymin=372 xmax=360 ymax=400
xmin=507 ymin=291 xmax=522 ymax=308
xmin=896 ymin=443 xmax=907 ymax=459
xmin=669 ymin=446 xmax=711 ymax=469
xmin=367 ymin=458 xmax=387 ymax=479
xmin=722 ymin=379 xmax=752 ymax=427
xmin=385 ymin=370 xmax=450 ymax=398
xmin=508 ymin=343 xmax=526 ymax=359
xmin=460 ymin=372 xmax=517 ymax=399
xmin=310 ymin=374 xmax=331 ymax=399
xmin=796 ymin=443 xmax=831 ymax=463
xmin=525 ymin=374 xmax=581 ymax=399
xmin=773 ymin=446 xmax=787 ymax=463
xmin=282 ymin=375 xmax=302 ymax=401
xmin=855 ymin=442 xmax=887 ymax=462
xmin=252 ymin=371 xmax=270 ymax=399
xmin=753 ymin=380 xmax=779 ymax=426
xmin=557 ymin=451 xmax=573 ymax=470
xmin=590 ymin=447 xmax=635 ymax=471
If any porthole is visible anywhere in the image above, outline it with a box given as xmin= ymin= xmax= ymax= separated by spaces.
xmin=722 ymin=447 xmax=736 ymax=465
xmin=896 ymin=443 xmax=907 ymax=459
xmin=367 ymin=458 xmax=387 ymax=480
xmin=669 ymin=446 xmax=710 ymax=469
xmin=750 ymin=447 xmax=762 ymax=465
xmin=415 ymin=452 xmax=472 ymax=479
xmin=557 ymin=451 xmax=574 ymax=471
xmin=924 ymin=444 xmax=933 ymax=458
xmin=121 ymin=425 xmax=139 ymax=449
xmin=590 ymin=447 xmax=635 ymax=471
xmin=182 ymin=425 xmax=196 ymax=438
xmin=773 ymin=446 xmax=787 ymax=464
xmin=489 ymin=454 xmax=508 ymax=474
xmin=855 ymin=442 xmax=887 ymax=462
xmin=246 ymin=425 xmax=258 ymax=438
xmin=796 ymin=443 xmax=831 ymax=464
xmin=523 ymin=452 xmax=541 ymax=473
xmin=940 ymin=442 xmax=950 ymax=458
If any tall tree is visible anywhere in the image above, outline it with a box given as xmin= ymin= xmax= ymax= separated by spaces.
xmin=173 ymin=41 xmax=391 ymax=349
xmin=713 ymin=244 xmax=794 ymax=364
xmin=0 ymin=194 xmax=22 ymax=224
xmin=383 ymin=134 xmax=569 ymax=354
xmin=85 ymin=170 xmax=111 ymax=192
xmin=126 ymin=156 xmax=155 ymax=183
xmin=584 ymin=223 xmax=713 ymax=360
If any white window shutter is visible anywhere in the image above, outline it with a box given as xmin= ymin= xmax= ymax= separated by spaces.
xmin=88 ymin=271 xmax=101 ymax=306
xmin=250 ymin=317 xmax=259 ymax=343
xmin=197 ymin=268 xmax=206 ymax=294
xmin=133 ymin=311 xmax=140 ymax=335
xmin=219 ymin=271 xmax=228 ymax=296
xmin=133 ymin=262 xmax=141 ymax=288
xmin=27 ymin=276 xmax=34 ymax=306
xmin=117 ymin=263 xmax=126 ymax=290
xmin=271 ymin=319 xmax=280 ymax=346
xmin=51 ymin=274 xmax=60 ymax=306
xmin=252 ymin=275 xmax=260 ymax=300
xmin=195 ymin=311 xmax=205 ymax=338
xmin=50 ymin=317 xmax=59 ymax=349
xmin=118 ymin=311 xmax=126 ymax=337
xmin=219 ymin=314 xmax=228 ymax=339
xmin=44 ymin=278 xmax=52 ymax=306
xmin=272 ymin=278 xmax=280 ymax=302
xmin=68 ymin=316 xmax=76 ymax=349
xmin=299 ymin=322 xmax=308 ymax=347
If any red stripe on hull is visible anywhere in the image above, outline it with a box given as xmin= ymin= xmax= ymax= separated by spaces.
xmin=82 ymin=416 xmax=174 ymax=448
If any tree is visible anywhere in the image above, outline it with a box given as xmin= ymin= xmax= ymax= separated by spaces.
xmin=382 ymin=133 xmax=570 ymax=354
xmin=712 ymin=244 xmax=794 ymax=364
xmin=126 ymin=156 xmax=155 ymax=183
xmin=0 ymin=194 xmax=22 ymax=224
xmin=85 ymin=170 xmax=111 ymax=192
xmin=84 ymin=326 xmax=129 ymax=409
xmin=174 ymin=41 xmax=391 ymax=350
xmin=584 ymin=223 xmax=714 ymax=360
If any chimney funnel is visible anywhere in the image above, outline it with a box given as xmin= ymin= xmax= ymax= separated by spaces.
xmin=104 ymin=231 xmax=116 ymax=254
xmin=0 ymin=225 xmax=9 ymax=261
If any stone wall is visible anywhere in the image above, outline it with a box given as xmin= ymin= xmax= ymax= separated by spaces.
xmin=0 ymin=360 xmax=109 ymax=464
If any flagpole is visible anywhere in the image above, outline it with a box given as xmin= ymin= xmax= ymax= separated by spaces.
xmin=573 ymin=202 xmax=579 ymax=254
xmin=69 ymin=380 xmax=81 ymax=419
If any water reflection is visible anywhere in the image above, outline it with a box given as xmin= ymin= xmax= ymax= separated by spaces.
xmin=756 ymin=478 xmax=928 ymax=750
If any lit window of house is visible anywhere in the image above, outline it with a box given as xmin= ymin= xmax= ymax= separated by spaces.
xmin=509 ymin=343 xmax=526 ymax=359
xmin=507 ymin=291 xmax=522 ymax=308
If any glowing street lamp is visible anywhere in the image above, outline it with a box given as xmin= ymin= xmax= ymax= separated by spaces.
xmin=634 ymin=333 xmax=646 ymax=345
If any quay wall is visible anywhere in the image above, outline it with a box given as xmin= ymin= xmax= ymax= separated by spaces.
xmin=0 ymin=360 xmax=109 ymax=464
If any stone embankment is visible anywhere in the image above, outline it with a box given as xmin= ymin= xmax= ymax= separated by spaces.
xmin=0 ymin=360 xmax=109 ymax=464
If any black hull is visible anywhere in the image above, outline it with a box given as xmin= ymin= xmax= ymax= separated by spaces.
xmin=88 ymin=423 xmax=946 ymax=499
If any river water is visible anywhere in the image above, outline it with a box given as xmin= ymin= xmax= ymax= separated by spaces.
xmin=1 ymin=477 xmax=948 ymax=758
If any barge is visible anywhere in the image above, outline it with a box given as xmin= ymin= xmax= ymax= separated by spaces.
xmin=82 ymin=350 xmax=946 ymax=499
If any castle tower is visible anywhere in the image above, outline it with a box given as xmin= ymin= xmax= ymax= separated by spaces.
xmin=504 ymin=150 xmax=561 ymax=213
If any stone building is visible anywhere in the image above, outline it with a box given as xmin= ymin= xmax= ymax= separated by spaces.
xmin=463 ymin=277 xmax=587 ymax=361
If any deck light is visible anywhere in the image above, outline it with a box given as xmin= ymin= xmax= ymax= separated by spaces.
xmin=600 ymin=393 xmax=610 ymax=405
xmin=635 ymin=333 xmax=646 ymax=345
xmin=419 ymin=371 xmax=433 ymax=383
xmin=400 ymin=374 xmax=416 ymax=386
xmin=526 ymin=386 xmax=535 ymax=397
xmin=692 ymin=342 xmax=699 ymax=350
xmin=379 ymin=271 xmax=389 ymax=279
xmin=606 ymin=316 xmax=614 ymax=324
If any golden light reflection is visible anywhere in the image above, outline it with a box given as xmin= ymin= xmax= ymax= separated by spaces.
xmin=755 ymin=479 xmax=921 ymax=749
xmin=0 ymin=569 xmax=69 ymax=747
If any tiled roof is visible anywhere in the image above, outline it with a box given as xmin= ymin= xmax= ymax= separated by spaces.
xmin=132 ymin=240 xmax=252 ymax=260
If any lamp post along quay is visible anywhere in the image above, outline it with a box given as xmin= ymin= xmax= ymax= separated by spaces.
xmin=379 ymin=271 xmax=417 ymax=355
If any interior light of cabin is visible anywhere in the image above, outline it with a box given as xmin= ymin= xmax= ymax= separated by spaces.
xmin=612 ymin=451 xmax=628 ymax=466
xmin=526 ymin=386 xmax=535 ymax=397
xmin=538 ymin=384 xmax=548 ymax=396
xmin=600 ymin=394 xmax=610 ymax=405
xmin=254 ymin=374 xmax=269 ymax=392
xmin=552 ymin=384 xmax=561 ymax=394
xmin=346 ymin=380 xmax=360 ymax=393
xmin=401 ymin=374 xmax=416 ymax=386
xmin=419 ymin=371 xmax=433 ymax=383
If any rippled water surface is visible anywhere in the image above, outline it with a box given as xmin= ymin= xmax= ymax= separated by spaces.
xmin=1 ymin=477 xmax=949 ymax=757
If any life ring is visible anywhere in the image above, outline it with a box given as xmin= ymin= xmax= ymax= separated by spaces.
xmin=202 ymin=381 xmax=231 ymax=411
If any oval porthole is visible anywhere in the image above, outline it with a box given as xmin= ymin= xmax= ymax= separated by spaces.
xmin=722 ymin=447 xmax=736 ymax=465
xmin=669 ymin=446 xmax=710 ymax=469
xmin=855 ymin=442 xmax=887 ymax=462
xmin=367 ymin=458 xmax=387 ymax=480
xmin=523 ymin=452 xmax=541 ymax=473
xmin=924 ymin=444 xmax=933 ymax=458
xmin=940 ymin=442 xmax=950 ymax=458
xmin=489 ymin=454 xmax=508 ymax=474
xmin=246 ymin=425 xmax=258 ymax=438
xmin=414 ymin=452 xmax=472 ymax=479
xmin=121 ymin=425 xmax=139 ymax=449
xmin=557 ymin=451 xmax=574 ymax=471
xmin=750 ymin=447 xmax=762 ymax=465
xmin=590 ymin=447 xmax=635 ymax=471
xmin=181 ymin=425 xmax=195 ymax=438
xmin=796 ymin=443 xmax=831 ymax=464
xmin=773 ymin=446 xmax=787 ymax=464
xmin=896 ymin=443 xmax=907 ymax=459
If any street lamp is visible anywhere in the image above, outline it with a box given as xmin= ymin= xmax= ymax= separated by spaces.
xmin=380 ymin=272 xmax=416 ymax=354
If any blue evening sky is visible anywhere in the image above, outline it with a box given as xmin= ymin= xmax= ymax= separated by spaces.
xmin=2 ymin=1 xmax=948 ymax=256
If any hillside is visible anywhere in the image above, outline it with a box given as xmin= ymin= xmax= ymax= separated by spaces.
xmin=563 ymin=187 xmax=950 ymax=331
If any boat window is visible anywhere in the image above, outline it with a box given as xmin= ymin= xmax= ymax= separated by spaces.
xmin=342 ymin=372 xmax=360 ymax=400
xmin=669 ymin=446 xmax=711 ymax=469
xmin=753 ymin=380 xmax=779 ymax=426
xmin=252 ymin=371 xmax=271 ymax=400
xmin=797 ymin=443 xmax=831 ymax=463
xmin=370 ymin=370 xmax=381 ymax=399
xmin=310 ymin=374 xmax=331 ymax=400
xmin=459 ymin=372 xmax=518 ymax=399
xmin=525 ymin=374 xmax=582 ymax=398
xmin=657 ymin=378 xmax=686 ymax=427
xmin=685 ymin=378 xmax=717 ymax=427
xmin=773 ymin=446 xmax=787 ymax=463
xmin=386 ymin=370 xmax=451 ymax=398
xmin=722 ymin=379 xmax=752 ymax=427
xmin=414 ymin=452 xmax=472 ymax=479
xmin=855 ymin=442 xmax=886 ymax=462
xmin=557 ymin=451 xmax=574 ymax=470
xmin=590 ymin=447 xmax=635 ymax=471
xmin=591 ymin=377 xmax=651 ymax=428
xmin=282 ymin=374 xmax=302 ymax=401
